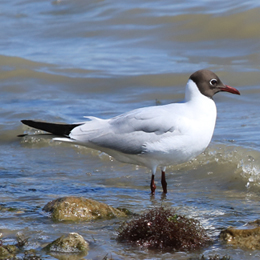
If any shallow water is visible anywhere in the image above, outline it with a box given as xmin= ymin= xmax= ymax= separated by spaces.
xmin=1 ymin=0 xmax=260 ymax=259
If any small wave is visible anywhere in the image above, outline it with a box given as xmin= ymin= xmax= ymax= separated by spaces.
xmin=168 ymin=143 xmax=260 ymax=190
xmin=206 ymin=144 xmax=260 ymax=190
xmin=14 ymin=125 xmax=260 ymax=191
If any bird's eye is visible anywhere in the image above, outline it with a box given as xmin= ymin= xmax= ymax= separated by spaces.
xmin=209 ymin=79 xmax=218 ymax=87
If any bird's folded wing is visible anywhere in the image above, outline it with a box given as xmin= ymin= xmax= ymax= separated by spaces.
xmin=70 ymin=106 xmax=184 ymax=154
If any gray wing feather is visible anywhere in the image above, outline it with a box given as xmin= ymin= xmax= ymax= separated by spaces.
xmin=71 ymin=105 xmax=179 ymax=154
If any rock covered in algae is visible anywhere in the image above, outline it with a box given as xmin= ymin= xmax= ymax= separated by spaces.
xmin=220 ymin=226 xmax=260 ymax=250
xmin=117 ymin=207 xmax=211 ymax=250
xmin=43 ymin=196 xmax=127 ymax=221
xmin=44 ymin=232 xmax=89 ymax=253
xmin=0 ymin=244 xmax=19 ymax=259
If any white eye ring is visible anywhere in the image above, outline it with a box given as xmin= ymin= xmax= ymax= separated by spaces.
xmin=210 ymin=79 xmax=218 ymax=86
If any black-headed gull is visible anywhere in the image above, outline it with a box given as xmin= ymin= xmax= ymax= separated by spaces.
xmin=21 ymin=70 xmax=240 ymax=194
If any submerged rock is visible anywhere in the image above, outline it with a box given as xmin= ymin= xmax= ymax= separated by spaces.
xmin=23 ymin=249 xmax=42 ymax=260
xmin=44 ymin=232 xmax=89 ymax=260
xmin=0 ymin=204 xmax=24 ymax=214
xmin=220 ymin=226 xmax=260 ymax=250
xmin=43 ymin=196 xmax=127 ymax=221
xmin=0 ymin=246 xmax=11 ymax=258
xmin=0 ymin=244 xmax=19 ymax=259
xmin=0 ymin=233 xmax=41 ymax=260
xmin=44 ymin=232 xmax=89 ymax=253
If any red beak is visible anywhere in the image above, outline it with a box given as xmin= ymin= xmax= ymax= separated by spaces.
xmin=220 ymin=85 xmax=240 ymax=95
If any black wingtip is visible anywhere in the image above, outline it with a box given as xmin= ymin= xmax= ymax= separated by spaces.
xmin=21 ymin=119 xmax=32 ymax=125
xmin=20 ymin=119 xmax=82 ymax=136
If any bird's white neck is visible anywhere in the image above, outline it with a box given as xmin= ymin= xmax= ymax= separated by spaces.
xmin=185 ymin=79 xmax=208 ymax=102
xmin=184 ymin=79 xmax=217 ymax=120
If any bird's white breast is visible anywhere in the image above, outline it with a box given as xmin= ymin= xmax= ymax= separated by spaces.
xmin=142 ymin=79 xmax=217 ymax=167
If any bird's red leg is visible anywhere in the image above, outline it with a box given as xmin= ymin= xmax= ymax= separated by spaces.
xmin=150 ymin=174 xmax=156 ymax=195
xmin=161 ymin=170 xmax=167 ymax=194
